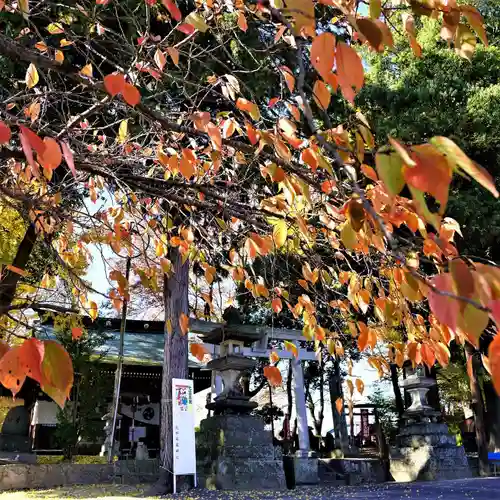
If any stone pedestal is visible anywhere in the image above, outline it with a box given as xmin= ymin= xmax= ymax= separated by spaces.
xmin=196 ymin=415 xmax=285 ymax=490
xmin=390 ymin=422 xmax=471 ymax=481
xmin=293 ymin=451 xmax=319 ymax=485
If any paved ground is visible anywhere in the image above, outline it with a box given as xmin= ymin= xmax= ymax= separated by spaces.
xmin=0 ymin=478 xmax=499 ymax=499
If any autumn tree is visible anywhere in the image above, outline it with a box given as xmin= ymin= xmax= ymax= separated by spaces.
xmin=0 ymin=0 xmax=499 ymax=492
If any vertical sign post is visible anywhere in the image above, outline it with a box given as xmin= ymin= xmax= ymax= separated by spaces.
xmin=172 ymin=378 xmax=197 ymax=493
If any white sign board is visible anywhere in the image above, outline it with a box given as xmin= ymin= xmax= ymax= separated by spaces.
xmin=172 ymin=378 xmax=196 ymax=477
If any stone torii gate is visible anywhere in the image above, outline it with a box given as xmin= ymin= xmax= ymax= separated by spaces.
xmin=189 ymin=317 xmax=319 ymax=484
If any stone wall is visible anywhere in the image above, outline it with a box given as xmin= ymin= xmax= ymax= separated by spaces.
xmin=0 ymin=460 xmax=160 ymax=491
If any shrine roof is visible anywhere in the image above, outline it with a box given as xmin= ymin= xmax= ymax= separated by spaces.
xmin=38 ymin=323 xmax=202 ymax=368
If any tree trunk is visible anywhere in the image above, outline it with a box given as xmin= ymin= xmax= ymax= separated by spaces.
xmin=154 ymin=249 xmax=189 ymax=494
xmin=329 ymin=358 xmax=348 ymax=451
xmin=0 ymin=223 xmax=37 ymax=312
xmin=465 ymin=343 xmax=489 ymax=476
xmin=389 ymin=354 xmax=404 ymax=421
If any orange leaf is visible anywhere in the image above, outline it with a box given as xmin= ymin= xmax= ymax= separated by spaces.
xmin=19 ymin=338 xmax=44 ymax=385
xmin=104 ymin=73 xmax=126 ymax=97
xmin=207 ymin=122 xmax=222 ymax=151
xmin=336 ymin=42 xmax=364 ymax=103
xmin=421 ymin=343 xmax=436 ymax=369
xmin=72 ymin=327 xmax=83 ymax=340
xmin=279 ymin=66 xmax=295 ymax=93
xmin=237 ymin=11 xmax=248 ymax=32
xmin=236 ymin=98 xmax=260 ymax=120
xmin=272 ymin=297 xmax=283 ymax=313
xmin=269 ymin=351 xmax=280 ymax=364
xmin=40 ymin=340 xmax=73 ymax=408
xmin=6 ymin=265 xmax=27 ymax=276
xmin=123 ymin=82 xmax=141 ymax=106
xmin=179 ymin=312 xmax=189 ymax=335
xmin=355 ymin=378 xmax=364 ymax=395
xmin=357 ymin=17 xmax=383 ymax=51
xmin=0 ymin=348 xmax=26 ymax=397
xmin=403 ymin=144 xmax=451 ymax=208
xmin=154 ymin=48 xmax=167 ymax=71
xmin=335 ymin=397 xmax=343 ymax=414
xmin=301 ymin=147 xmax=318 ymax=171
xmin=245 ymin=122 xmax=259 ymax=145
xmin=321 ymin=180 xmax=336 ymax=194
xmin=264 ymin=365 xmax=282 ymax=386
xmin=311 ymin=32 xmax=335 ymax=80
xmin=38 ymin=137 xmax=62 ymax=170
xmin=0 ymin=342 xmax=9 ymax=360
xmin=166 ymin=47 xmax=180 ymax=66
xmin=357 ymin=321 xmax=369 ymax=352
xmin=313 ymin=79 xmax=331 ymax=110
xmin=361 ymin=164 xmax=378 ymax=181
xmin=489 ymin=334 xmax=500 ymax=395
xmin=190 ymin=343 xmax=208 ymax=362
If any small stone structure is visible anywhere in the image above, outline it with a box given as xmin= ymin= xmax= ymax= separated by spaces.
xmin=390 ymin=366 xmax=471 ymax=481
xmin=196 ymin=324 xmax=285 ymax=490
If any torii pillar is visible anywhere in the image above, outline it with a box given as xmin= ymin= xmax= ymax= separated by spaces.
xmin=291 ymin=348 xmax=319 ymax=485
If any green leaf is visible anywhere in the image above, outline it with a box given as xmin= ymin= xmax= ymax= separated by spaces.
xmin=375 ymin=149 xmax=405 ymax=196
xmin=47 ymin=23 xmax=65 ymax=34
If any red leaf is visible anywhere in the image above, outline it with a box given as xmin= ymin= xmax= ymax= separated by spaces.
xmin=61 ymin=141 xmax=77 ymax=178
xmin=428 ymin=273 xmax=460 ymax=331
xmin=104 ymin=73 xmax=126 ymax=97
xmin=177 ymin=23 xmax=195 ymax=35
xmin=0 ymin=121 xmax=11 ymax=144
xmin=19 ymin=125 xmax=45 ymax=155
xmin=146 ymin=0 xmax=157 ymax=4
xmin=122 ymin=82 xmax=141 ymax=106
xmin=489 ymin=333 xmax=500 ymax=395
xmin=19 ymin=338 xmax=45 ymax=384
xmin=162 ymin=0 xmax=182 ymax=22
xmin=72 ymin=327 xmax=83 ymax=340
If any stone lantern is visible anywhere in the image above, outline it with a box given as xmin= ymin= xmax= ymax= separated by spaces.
xmin=390 ymin=363 xmax=471 ymax=482
xmin=195 ymin=321 xmax=285 ymax=490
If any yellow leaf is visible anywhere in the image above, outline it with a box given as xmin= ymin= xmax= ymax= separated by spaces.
xmin=273 ymin=219 xmax=287 ymax=248
xmin=89 ymin=301 xmax=98 ymax=321
xmin=118 ymin=119 xmax=128 ymax=144
xmin=47 ymin=22 xmax=64 ymax=34
xmin=80 ymin=64 xmax=93 ymax=77
xmin=18 ymin=0 xmax=29 ymax=18
xmin=60 ymin=39 xmax=74 ymax=47
xmin=284 ymin=340 xmax=298 ymax=358
xmin=347 ymin=379 xmax=354 ymax=396
xmin=166 ymin=319 xmax=172 ymax=335
xmin=185 ymin=12 xmax=209 ymax=32
xmin=25 ymin=63 xmax=39 ymax=89
xmin=179 ymin=313 xmax=189 ymax=335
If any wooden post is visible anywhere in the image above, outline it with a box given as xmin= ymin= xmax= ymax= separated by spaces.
xmin=107 ymin=256 xmax=131 ymax=463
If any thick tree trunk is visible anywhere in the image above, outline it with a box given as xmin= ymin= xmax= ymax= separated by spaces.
xmin=465 ymin=343 xmax=489 ymax=476
xmin=329 ymin=358 xmax=348 ymax=450
xmin=153 ymin=249 xmax=189 ymax=494
xmin=389 ymin=354 xmax=404 ymax=421
xmin=0 ymin=223 xmax=37 ymax=312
